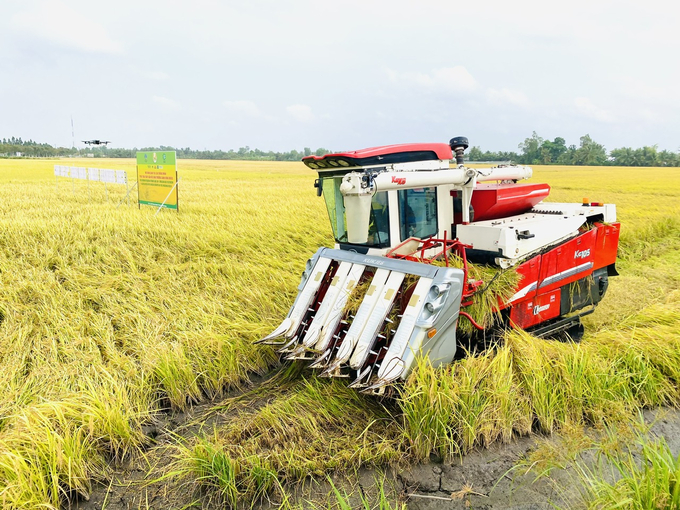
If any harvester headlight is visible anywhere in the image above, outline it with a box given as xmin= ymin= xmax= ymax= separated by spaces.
xmin=317 ymin=161 xmax=327 ymax=168
xmin=338 ymin=160 xmax=350 ymax=167
xmin=424 ymin=302 xmax=435 ymax=313
xmin=429 ymin=283 xmax=450 ymax=300
xmin=329 ymin=160 xmax=339 ymax=167
xmin=308 ymin=162 xmax=319 ymax=169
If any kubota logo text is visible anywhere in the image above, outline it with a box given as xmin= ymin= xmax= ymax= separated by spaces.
xmin=364 ymin=258 xmax=384 ymax=266
xmin=391 ymin=176 xmax=406 ymax=185
xmin=574 ymin=249 xmax=591 ymax=259
xmin=533 ymin=303 xmax=550 ymax=315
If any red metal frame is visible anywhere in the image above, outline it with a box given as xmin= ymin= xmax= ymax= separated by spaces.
xmin=303 ymin=143 xmax=453 ymax=166
xmin=459 ymin=311 xmax=485 ymax=331
xmin=385 ymin=236 xmax=480 ymax=303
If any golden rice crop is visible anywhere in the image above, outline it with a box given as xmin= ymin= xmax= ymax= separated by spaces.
xmin=1 ymin=159 xmax=680 ymax=507
xmin=173 ymin=376 xmax=403 ymax=507
xmin=0 ymin=158 xmax=328 ymax=507
xmin=438 ymin=254 xmax=522 ymax=334
xmin=564 ymin=433 xmax=680 ymax=509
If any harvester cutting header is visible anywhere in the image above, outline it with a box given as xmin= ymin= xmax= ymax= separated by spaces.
xmin=259 ymin=137 xmax=620 ymax=395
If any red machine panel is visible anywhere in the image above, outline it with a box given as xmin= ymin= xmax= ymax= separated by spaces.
xmin=303 ymin=143 xmax=453 ymax=168
xmin=469 ymin=183 xmax=551 ymax=222
xmin=510 ymin=288 xmax=561 ymax=329
xmin=538 ymin=228 xmax=597 ymax=294
xmin=593 ymin=222 xmax=620 ymax=270
xmin=498 ymin=254 xmax=542 ymax=312
xmin=497 ymin=222 xmax=619 ymax=331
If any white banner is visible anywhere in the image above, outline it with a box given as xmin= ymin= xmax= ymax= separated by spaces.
xmin=55 ymin=165 xmax=127 ymax=184
xmin=100 ymin=169 xmax=117 ymax=183
xmin=54 ymin=165 xmax=70 ymax=177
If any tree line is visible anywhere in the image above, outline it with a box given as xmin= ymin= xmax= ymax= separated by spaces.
xmin=0 ymin=138 xmax=331 ymax=162
xmin=1 ymin=134 xmax=678 ymax=167
xmin=468 ymin=132 xmax=680 ymax=167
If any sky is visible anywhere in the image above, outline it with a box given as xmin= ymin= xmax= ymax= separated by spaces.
xmin=0 ymin=0 xmax=678 ymax=153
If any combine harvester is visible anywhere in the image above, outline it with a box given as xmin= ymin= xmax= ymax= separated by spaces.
xmin=258 ymin=137 xmax=620 ymax=394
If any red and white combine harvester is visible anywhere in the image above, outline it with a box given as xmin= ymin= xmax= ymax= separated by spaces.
xmin=258 ymin=137 xmax=620 ymax=394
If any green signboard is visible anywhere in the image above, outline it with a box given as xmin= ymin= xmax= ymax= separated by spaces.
xmin=137 ymin=151 xmax=178 ymax=210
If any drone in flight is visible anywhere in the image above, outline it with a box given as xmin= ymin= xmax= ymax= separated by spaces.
xmin=82 ymin=140 xmax=111 ymax=146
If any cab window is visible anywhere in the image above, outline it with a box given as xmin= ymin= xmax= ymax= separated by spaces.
xmin=321 ymin=177 xmax=390 ymax=247
xmin=398 ymin=187 xmax=437 ymax=240
xmin=368 ymin=191 xmax=390 ymax=247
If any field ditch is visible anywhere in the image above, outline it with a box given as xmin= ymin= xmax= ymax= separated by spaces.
xmin=1 ymin=159 xmax=679 ymax=509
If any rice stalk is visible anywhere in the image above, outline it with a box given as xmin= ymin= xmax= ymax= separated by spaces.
xmin=173 ymin=377 xmax=403 ymax=506
xmin=437 ymin=254 xmax=521 ymax=334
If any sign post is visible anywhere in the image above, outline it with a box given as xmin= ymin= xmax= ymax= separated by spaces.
xmin=136 ymin=151 xmax=179 ymax=212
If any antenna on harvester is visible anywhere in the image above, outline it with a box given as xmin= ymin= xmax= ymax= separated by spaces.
xmin=71 ymin=116 xmax=75 ymax=149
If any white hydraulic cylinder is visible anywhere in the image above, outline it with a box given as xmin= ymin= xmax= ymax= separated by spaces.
xmin=343 ymin=194 xmax=373 ymax=244
xmin=370 ymin=165 xmax=532 ymax=191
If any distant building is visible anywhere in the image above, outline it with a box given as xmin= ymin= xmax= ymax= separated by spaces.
xmin=15 ymin=152 xmax=22 ymax=157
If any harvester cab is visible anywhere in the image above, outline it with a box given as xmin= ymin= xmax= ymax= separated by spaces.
xmin=258 ymin=137 xmax=620 ymax=395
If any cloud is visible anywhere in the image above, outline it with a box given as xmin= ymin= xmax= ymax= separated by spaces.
xmin=152 ymin=96 xmax=180 ymax=110
xmin=286 ymin=104 xmax=315 ymax=122
xmin=148 ymin=71 xmax=170 ymax=81
xmin=223 ymin=100 xmax=278 ymax=123
xmin=12 ymin=0 xmax=123 ymax=54
xmin=486 ymin=87 xmax=530 ymax=107
xmin=574 ymin=97 xmax=615 ymax=123
xmin=223 ymin=100 xmax=263 ymax=117
xmin=620 ymin=79 xmax=680 ymax=110
xmin=392 ymin=66 xmax=477 ymax=94
xmin=635 ymin=108 xmax=664 ymax=123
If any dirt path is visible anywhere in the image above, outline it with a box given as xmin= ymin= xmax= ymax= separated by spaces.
xmin=73 ymin=386 xmax=680 ymax=510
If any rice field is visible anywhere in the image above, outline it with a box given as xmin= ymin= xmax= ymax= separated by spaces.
xmin=0 ymin=158 xmax=679 ymax=509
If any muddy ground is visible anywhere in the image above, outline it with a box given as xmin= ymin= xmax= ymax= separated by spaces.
xmin=72 ymin=387 xmax=680 ymax=510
